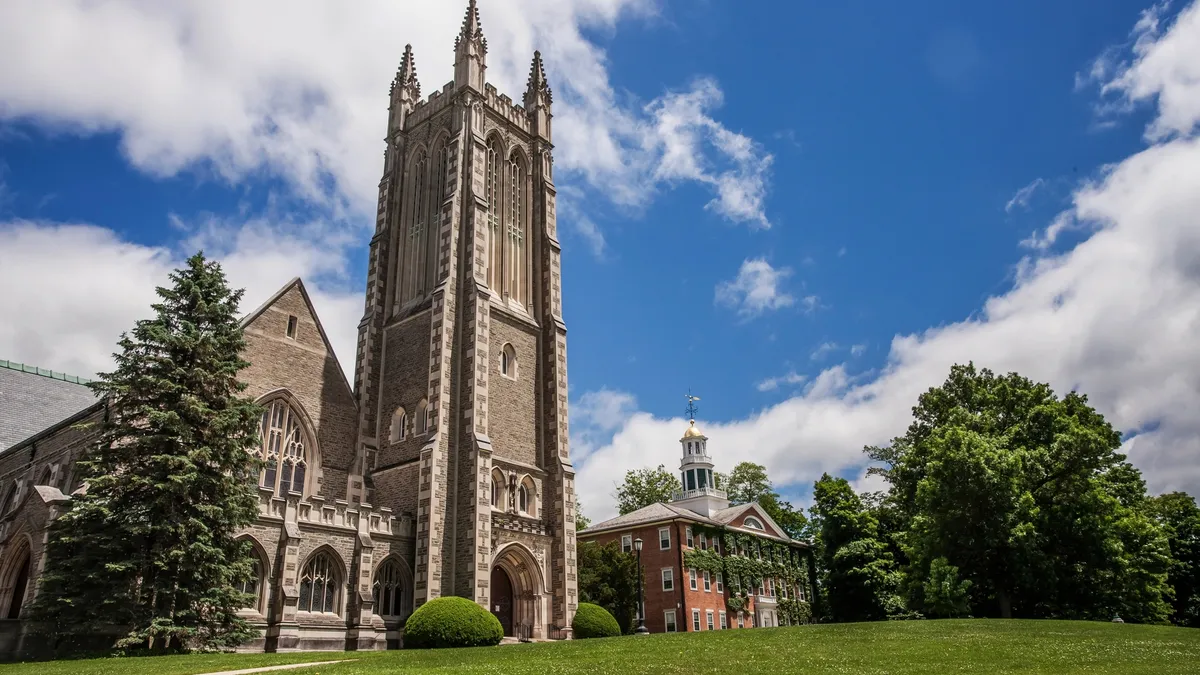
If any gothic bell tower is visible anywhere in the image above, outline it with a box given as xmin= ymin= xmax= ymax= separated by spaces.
xmin=351 ymin=0 xmax=578 ymax=639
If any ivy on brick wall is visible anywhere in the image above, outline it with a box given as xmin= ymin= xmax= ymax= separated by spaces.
xmin=680 ymin=525 xmax=811 ymax=621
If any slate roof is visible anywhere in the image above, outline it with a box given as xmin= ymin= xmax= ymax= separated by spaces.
xmin=580 ymin=499 xmax=807 ymax=546
xmin=0 ymin=360 xmax=101 ymax=451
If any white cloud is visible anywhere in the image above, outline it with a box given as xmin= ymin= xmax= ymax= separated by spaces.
xmin=0 ymin=0 xmax=770 ymax=234
xmin=1005 ymin=177 xmax=1046 ymax=213
xmin=574 ymin=1 xmax=1200 ymax=521
xmin=0 ymin=219 xmax=362 ymax=378
xmin=714 ymin=258 xmax=795 ymax=318
xmin=850 ymin=344 xmax=867 ymax=357
xmin=810 ymin=342 xmax=839 ymax=361
xmin=756 ymin=371 xmax=806 ymax=392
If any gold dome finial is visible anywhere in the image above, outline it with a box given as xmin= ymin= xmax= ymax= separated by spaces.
xmin=683 ymin=419 xmax=705 ymax=439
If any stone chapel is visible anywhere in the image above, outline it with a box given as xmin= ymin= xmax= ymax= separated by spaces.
xmin=0 ymin=0 xmax=578 ymax=655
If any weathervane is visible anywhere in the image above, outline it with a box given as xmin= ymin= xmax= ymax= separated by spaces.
xmin=685 ymin=391 xmax=701 ymax=422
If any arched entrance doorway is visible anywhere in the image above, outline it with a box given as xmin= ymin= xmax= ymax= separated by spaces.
xmin=0 ymin=540 xmax=31 ymax=620
xmin=490 ymin=566 xmax=514 ymax=637
xmin=490 ymin=542 xmax=548 ymax=640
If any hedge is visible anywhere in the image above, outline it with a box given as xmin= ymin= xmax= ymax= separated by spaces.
xmin=403 ymin=596 xmax=504 ymax=649
xmin=572 ymin=602 xmax=621 ymax=639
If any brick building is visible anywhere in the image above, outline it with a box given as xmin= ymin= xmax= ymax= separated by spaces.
xmin=0 ymin=0 xmax=576 ymax=656
xmin=578 ymin=420 xmax=814 ymax=633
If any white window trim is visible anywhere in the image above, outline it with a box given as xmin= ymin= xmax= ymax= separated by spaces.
xmin=706 ymin=610 xmax=715 ymax=631
xmin=719 ymin=610 xmax=727 ymax=630
xmin=685 ymin=526 xmax=694 ymax=548
xmin=659 ymin=526 xmax=671 ymax=550
xmin=699 ymin=533 xmax=707 ymax=550
xmin=621 ymin=534 xmax=632 ymax=553
xmin=664 ymin=609 xmax=677 ymax=632
xmin=703 ymin=570 xmax=711 ymax=592
xmin=743 ymin=516 xmax=765 ymax=530
xmin=716 ymin=573 xmax=724 ymax=593
xmin=692 ymin=609 xmax=701 ymax=632
xmin=689 ymin=568 xmax=697 ymax=591
xmin=661 ymin=568 xmax=674 ymax=592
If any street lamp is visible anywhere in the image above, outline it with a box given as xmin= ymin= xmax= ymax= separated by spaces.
xmin=633 ymin=537 xmax=648 ymax=634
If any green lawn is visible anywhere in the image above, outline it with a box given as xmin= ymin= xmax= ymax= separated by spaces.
xmin=3 ymin=620 xmax=1199 ymax=675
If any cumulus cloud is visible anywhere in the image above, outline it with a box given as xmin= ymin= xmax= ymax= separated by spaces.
xmin=574 ymin=0 xmax=1200 ymax=520
xmin=810 ymin=342 xmax=839 ymax=361
xmin=714 ymin=258 xmax=796 ymax=319
xmin=0 ymin=0 xmax=770 ymax=234
xmin=0 ymin=218 xmax=362 ymax=378
xmin=756 ymin=371 xmax=807 ymax=392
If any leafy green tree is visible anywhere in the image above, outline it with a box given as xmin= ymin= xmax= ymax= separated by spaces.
xmin=811 ymin=474 xmax=900 ymax=622
xmin=575 ymin=497 xmax=592 ymax=531
xmin=576 ymin=541 xmax=640 ymax=634
xmin=1146 ymin=492 xmax=1200 ymax=626
xmin=31 ymin=253 xmax=263 ymax=652
xmin=613 ymin=464 xmax=679 ymax=515
xmin=923 ymin=557 xmax=972 ymax=618
xmin=866 ymin=363 xmax=1172 ymax=622
xmin=724 ymin=461 xmax=809 ymax=539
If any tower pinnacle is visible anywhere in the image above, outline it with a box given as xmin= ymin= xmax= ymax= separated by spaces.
xmin=453 ymin=0 xmax=487 ymax=91
xmin=396 ymin=44 xmax=420 ymax=98
xmin=524 ymin=50 xmax=552 ymax=107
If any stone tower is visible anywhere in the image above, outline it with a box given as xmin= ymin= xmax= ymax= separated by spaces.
xmin=352 ymin=0 xmax=577 ymax=639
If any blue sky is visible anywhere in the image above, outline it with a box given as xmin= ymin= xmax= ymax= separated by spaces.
xmin=2 ymin=0 xmax=1199 ymax=521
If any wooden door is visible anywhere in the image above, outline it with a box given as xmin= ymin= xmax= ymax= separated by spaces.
xmin=490 ymin=567 xmax=514 ymax=637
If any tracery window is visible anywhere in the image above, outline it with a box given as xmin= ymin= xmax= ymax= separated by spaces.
xmin=402 ymin=150 xmax=428 ymax=305
xmin=486 ymin=137 xmax=503 ymax=291
xmin=298 ymin=551 xmax=340 ymax=614
xmin=256 ymin=399 xmax=310 ymax=497
xmin=373 ymin=559 xmax=404 ymax=618
xmin=507 ymin=153 xmax=527 ymax=306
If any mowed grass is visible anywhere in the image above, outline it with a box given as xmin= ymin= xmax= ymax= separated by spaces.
xmin=3 ymin=620 xmax=1199 ymax=675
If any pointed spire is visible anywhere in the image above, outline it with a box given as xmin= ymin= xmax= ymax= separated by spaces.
xmin=455 ymin=0 xmax=487 ymax=55
xmin=524 ymin=50 xmax=552 ymax=107
xmin=396 ymin=43 xmax=420 ymax=99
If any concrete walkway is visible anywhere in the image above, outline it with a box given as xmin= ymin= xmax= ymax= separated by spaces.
xmin=192 ymin=660 xmax=350 ymax=675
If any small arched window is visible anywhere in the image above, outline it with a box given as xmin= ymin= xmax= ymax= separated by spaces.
xmin=256 ymin=399 xmax=311 ymax=497
xmin=518 ymin=475 xmax=536 ymax=516
xmin=416 ymin=399 xmax=429 ymax=434
xmin=490 ymin=469 xmax=506 ymax=510
xmin=500 ymin=343 xmax=517 ymax=379
xmin=518 ymin=485 xmax=528 ymax=514
xmin=390 ymin=408 xmax=408 ymax=442
xmin=743 ymin=516 xmax=765 ymax=531
xmin=374 ymin=559 xmax=404 ymax=618
xmin=298 ymin=551 xmax=340 ymax=614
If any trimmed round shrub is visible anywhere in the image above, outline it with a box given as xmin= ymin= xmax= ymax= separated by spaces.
xmin=403 ymin=596 xmax=503 ymax=649
xmin=572 ymin=602 xmax=621 ymax=639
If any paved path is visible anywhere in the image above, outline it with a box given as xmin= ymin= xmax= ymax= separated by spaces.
xmin=192 ymin=660 xmax=350 ymax=675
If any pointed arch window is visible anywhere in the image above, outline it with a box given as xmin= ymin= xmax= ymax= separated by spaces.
xmin=486 ymin=137 xmax=504 ymax=291
xmin=255 ymin=399 xmax=311 ymax=497
xmin=507 ymin=152 xmax=527 ymax=306
xmin=373 ymin=559 xmax=404 ymax=618
xmin=402 ymin=149 xmax=429 ymax=305
xmin=390 ymin=407 xmax=408 ymax=442
xmin=416 ymin=399 xmax=429 ymax=435
xmin=239 ymin=555 xmax=264 ymax=612
xmin=490 ymin=468 xmax=506 ymax=510
xmin=0 ymin=483 xmax=18 ymax=516
xmin=3 ymin=547 xmax=30 ymax=620
xmin=500 ymin=343 xmax=517 ymax=379
xmin=298 ymin=551 xmax=340 ymax=614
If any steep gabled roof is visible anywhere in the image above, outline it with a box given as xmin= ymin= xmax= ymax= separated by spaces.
xmin=581 ymin=499 xmax=808 ymax=547
xmin=239 ymin=277 xmax=355 ymax=399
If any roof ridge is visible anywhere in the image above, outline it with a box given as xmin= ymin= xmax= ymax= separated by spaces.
xmin=0 ymin=359 xmax=94 ymax=386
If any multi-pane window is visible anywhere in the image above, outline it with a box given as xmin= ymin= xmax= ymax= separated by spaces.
xmin=703 ymin=571 xmax=711 ymax=592
xmin=661 ymin=568 xmax=674 ymax=591
xmin=486 ymin=138 xmax=503 ymax=291
xmin=719 ymin=611 xmax=727 ymax=630
xmin=373 ymin=559 xmax=404 ymax=618
xmin=699 ymin=533 xmax=707 ymax=550
xmin=685 ymin=527 xmax=694 ymax=548
xmin=256 ymin=400 xmax=309 ymax=497
xmin=664 ymin=610 xmax=677 ymax=632
xmin=507 ymin=154 xmax=527 ymax=305
xmin=738 ymin=611 xmax=744 ymax=628
xmin=659 ymin=527 xmax=670 ymax=550
xmin=692 ymin=609 xmax=701 ymax=631
xmin=706 ymin=610 xmax=715 ymax=631
xmin=689 ymin=568 xmax=697 ymax=590
xmin=298 ymin=552 xmax=339 ymax=614
xmin=716 ymin=573 xmax=724 ymax=593
xmin=621 ymin=535 xmax=632 ymax=553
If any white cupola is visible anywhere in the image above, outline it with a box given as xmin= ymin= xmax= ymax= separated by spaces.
xmin=670 ymin=397 xmax=730 ymax=517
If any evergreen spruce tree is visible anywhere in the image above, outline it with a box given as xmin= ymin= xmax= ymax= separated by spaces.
xmin=30 ymin=252 xmax=263 ymax=653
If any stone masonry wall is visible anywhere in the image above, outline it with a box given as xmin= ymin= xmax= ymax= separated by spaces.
xmin=376 ymin=312 xmax=433 ymax=468
xmin=487 ymin=311 xmax=539 ymax=467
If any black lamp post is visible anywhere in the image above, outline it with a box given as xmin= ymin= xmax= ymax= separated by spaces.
xmin=633 ymin=537 xmax=648 ymax=634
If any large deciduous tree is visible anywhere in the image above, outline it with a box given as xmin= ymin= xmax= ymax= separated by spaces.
xmin=810 ymin=474 xmax=901 ymax=622
xmin=1146 ymin=492 xmax=1200 ymax=627
xmin=31 ymin=253 xmax=263 ymax=653
xmin=866 ymin=363 xmax=1172 ymax=622
xmin=613 ymin=464 xmax=679 ymax=516
xmin=576 ymin=541 xmax=640 ymax=634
